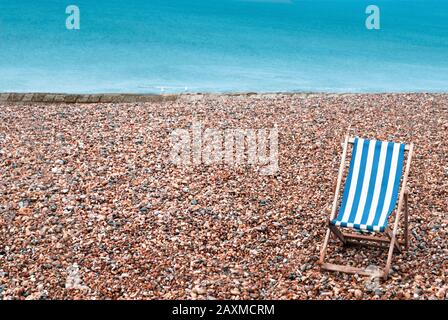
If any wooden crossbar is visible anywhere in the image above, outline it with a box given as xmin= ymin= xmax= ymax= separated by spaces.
xmin=342 ymin=232 xmax=404 ymax=252
xmin=321 ymin=263 xmax=384 ymax=278
xmin=342 ymin=232 xmax=390 ymax=243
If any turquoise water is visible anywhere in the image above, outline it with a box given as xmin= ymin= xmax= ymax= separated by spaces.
xmin=0 ymin=0 xmax=447 ymax=93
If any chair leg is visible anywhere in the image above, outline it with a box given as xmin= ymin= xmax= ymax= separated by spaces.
xmin=383 ymin=234 xmax=397 ymax=280
xmin=319 ymin=228 xmax=332 ymax=264
xmin=404 ymin=192 xmax=409 ymax=250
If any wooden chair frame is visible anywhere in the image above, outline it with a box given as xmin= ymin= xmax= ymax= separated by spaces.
xmin=319 ymin=136 xmax=414 ymax=279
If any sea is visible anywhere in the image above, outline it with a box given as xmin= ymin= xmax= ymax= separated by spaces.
xmin=0 ymin=0 xmax=447 ymax=93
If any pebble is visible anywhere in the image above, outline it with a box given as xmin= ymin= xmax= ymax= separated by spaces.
xmin=193 ymin=286 xmax=207 ymax=295
xmin=18 ymin=200 xmax=29 ymax=208
xmin=230 ymin=288 xmax=241 ymax=295
xmin=51 ymin=167 xmax=61 ymax=174
xmin=354 ymin=289 xmax=363 ymax=299
xmin=374 ymin=289 xmax=384 ymax=297
xmin=320 ymin=291 xmax=333 ymax=297
xmin=436 ymin=288 xmax=445 ymax=299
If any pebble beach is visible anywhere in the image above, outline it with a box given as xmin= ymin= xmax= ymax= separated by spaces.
xmin=0 ymin=93 xmax=447 ymax=300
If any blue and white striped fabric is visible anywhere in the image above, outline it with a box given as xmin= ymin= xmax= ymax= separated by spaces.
xmin=331 ymin=137 xmax=405 ymax=232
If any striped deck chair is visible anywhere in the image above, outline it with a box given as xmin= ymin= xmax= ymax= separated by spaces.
xmin=319 ymin=136 xmax=414 ymax=279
